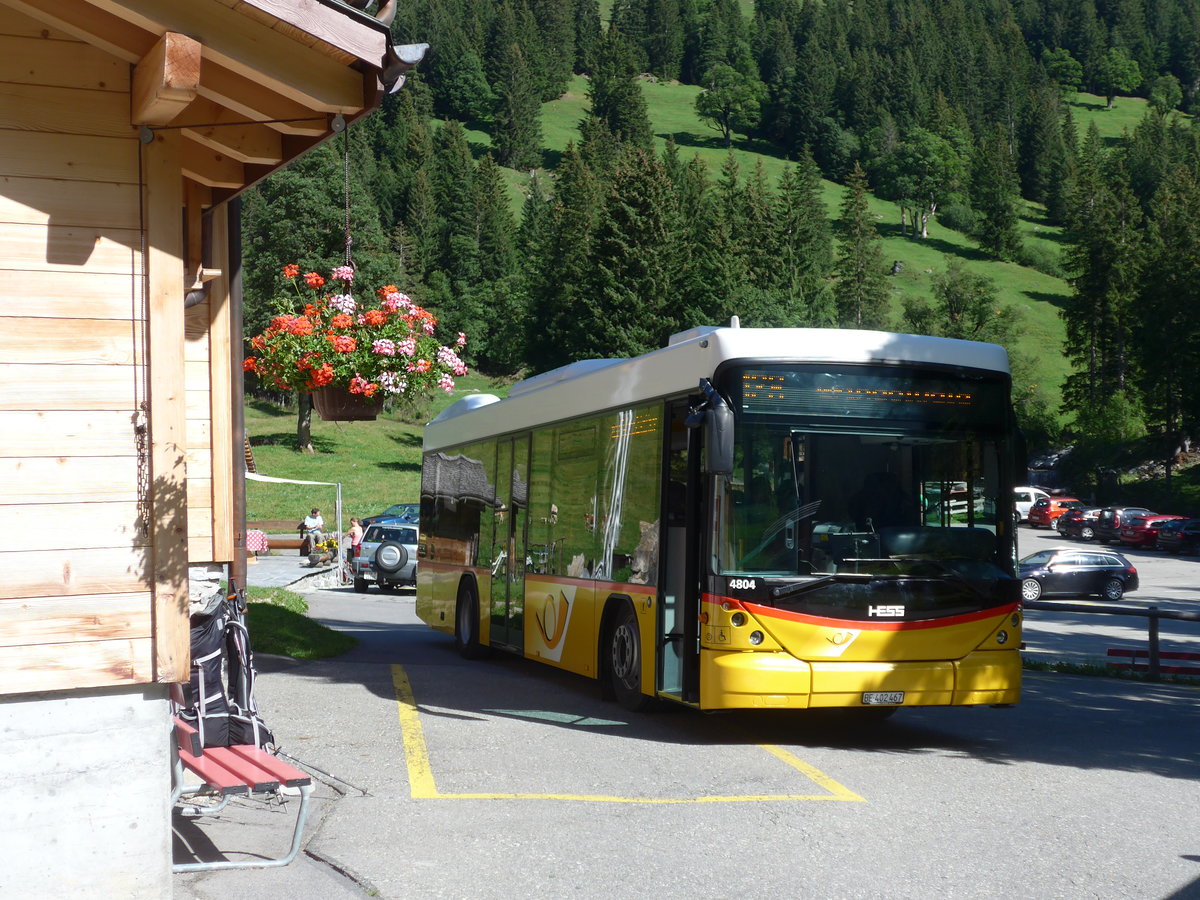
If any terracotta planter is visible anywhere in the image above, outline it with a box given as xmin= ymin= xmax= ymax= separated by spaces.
xmin=311 ymin=385 xmax=385 ymax=421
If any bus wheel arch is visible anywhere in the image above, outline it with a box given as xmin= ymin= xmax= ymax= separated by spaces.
xmin=455 ymin=576 xmax=488 ymax=659
xmin=600 ymin=596 xmax=651 ymax=711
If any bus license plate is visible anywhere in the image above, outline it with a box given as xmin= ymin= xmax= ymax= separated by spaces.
xmin=862 ymin=691 xmax=904 ymax=706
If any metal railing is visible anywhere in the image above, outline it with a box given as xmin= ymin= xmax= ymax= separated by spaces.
xmin=1022 ymin=600 xmax=1200 ymax=679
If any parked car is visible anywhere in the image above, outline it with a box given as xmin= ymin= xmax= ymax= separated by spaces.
xmin=1027 ymin=497 xmax=1085 ymax=529
xmin=1156 ymin=518 xmax=1200 ymax=555
xmin=1057 ymin=507 xmax=1102 ymax=540
xmin=361 ymin=503 xmax=419 ymax=529
xmin=1013 ymin=486 xmax=1050 ymax=523
xmin=1018 ymin=548 xmax=1139 ymax=601
xmin=350 ymin=522 xmax=418 ymax=592
xmin=1118 ymin=514 xmax=1186 ymax=549
xmin=1093 ymin=507 xmax=1153 ymax=544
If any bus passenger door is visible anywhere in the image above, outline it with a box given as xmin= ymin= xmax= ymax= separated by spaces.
xmin=657 ymin=400 xmax=698 ymax=702
xmin=489 ymin=435 xmax=528 ymax=651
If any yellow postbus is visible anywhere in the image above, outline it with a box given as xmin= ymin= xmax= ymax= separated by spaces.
xmin=416 ymin=323 xmax=1022 ymax=714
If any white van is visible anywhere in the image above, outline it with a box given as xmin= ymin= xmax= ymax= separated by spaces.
xmin=1013 ymin=486 xmax=1049 ymax=523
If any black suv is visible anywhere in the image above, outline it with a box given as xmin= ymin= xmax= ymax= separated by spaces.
xmin=1158 ymin=518 xmax=1200 ymax=555
xmin=1094 ymin=507 xmax=1152 ymax=544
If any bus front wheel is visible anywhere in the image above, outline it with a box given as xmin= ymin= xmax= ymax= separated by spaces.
xmin=607 ymin=602 xmax=650 ymax=711
xmin=455 ymin=582 xmax=487 ymax=660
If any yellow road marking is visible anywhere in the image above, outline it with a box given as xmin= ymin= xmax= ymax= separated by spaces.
xmin=392 ymin=664 xmax=865 ymax=804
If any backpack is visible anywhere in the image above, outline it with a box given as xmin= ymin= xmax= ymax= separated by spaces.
xmin=176 ymin=581 xmax=274 ymax=749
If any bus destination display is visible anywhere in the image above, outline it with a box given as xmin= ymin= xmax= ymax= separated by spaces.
xmin=739 ymin=370 xmax=981 ymax=421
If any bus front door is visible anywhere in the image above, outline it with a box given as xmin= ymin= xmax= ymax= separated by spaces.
xmin=489 ymin=435 xmax=528 ymax=651
xmin=657 ymin=400 xmax=699 ymax=703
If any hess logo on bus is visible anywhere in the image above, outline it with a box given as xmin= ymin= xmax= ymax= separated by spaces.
xmin=868 ymin=605 xmax=905 ymax=617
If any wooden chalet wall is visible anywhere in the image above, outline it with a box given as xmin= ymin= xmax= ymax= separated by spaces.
xmin=184 ymin=209 xmax=234 ymax=564
xmin=0 ymin=0 xmax=396 ymax=700
xmin=0 ymin=6 xmax=158 ymax=693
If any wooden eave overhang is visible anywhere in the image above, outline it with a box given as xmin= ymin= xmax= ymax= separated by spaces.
xmin=2 ymin=0 xmax=419 ymax=204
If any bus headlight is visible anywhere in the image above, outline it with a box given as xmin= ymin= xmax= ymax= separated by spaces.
xmin=731 ymin=612 xmax=746 ymax=627
xmin=996 ymin=631 xmax=1008 ymax=645
xmin=1011 ymin=612 xmax=1021 ymax=628
xmin=749 ymin=631 xmax=764 ymax=645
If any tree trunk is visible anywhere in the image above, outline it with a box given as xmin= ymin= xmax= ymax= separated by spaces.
xmin=296 ymin=391 xmax=314 ymax=453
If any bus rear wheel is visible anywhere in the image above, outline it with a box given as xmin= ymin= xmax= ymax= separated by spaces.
xmin=607 ymin=602 xmax=650 ymax=711
xmin=455 ymin=581 xmax=487 ymax=659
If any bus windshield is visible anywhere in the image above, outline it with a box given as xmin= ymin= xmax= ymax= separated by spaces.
xmin=715 ymin=364 xmax=1015 ymax=597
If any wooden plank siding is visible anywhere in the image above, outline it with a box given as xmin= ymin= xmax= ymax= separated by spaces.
xmin=185 ymin=300 xmax=215 ymax=559
xmin=0 ymin=0 xmax=390 ymax=701
xmin=0 ymin=5 xmax=196 ymax=693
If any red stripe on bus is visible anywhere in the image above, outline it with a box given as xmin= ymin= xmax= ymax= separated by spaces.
xmin=712 ymin=595 xmax=1018 ymax=631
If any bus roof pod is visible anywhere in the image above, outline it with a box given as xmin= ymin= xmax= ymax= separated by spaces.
xmin=668 ymin=315 xmax=740 ymax=346
xmin=427 ymin=392 xmax=502 ymax=425
xmin=506 ymin=358 xmax=626 ymax=398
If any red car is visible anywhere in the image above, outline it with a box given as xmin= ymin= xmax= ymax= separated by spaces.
xmin=1119 ymin=514 xmax=1185 ymax=548
xmin=1028 ymin=497 xmax=1085 ymax=528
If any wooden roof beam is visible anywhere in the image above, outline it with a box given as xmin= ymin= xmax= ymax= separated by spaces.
xmin=89 ymin=0 xmax=372 ymax=112
xmin=196 ymin=67 xmax=329 ymax=137
xmin=131 ymin=32 xmax=200 ymax=126
xmin=177 ymin=100 xmax=283 ymax=165
xmin=181 ymin=139 xmax=244 ymax=190
xmin=7 ymin=0 xmax=353 ymax=134
xmin=2 ymin=0 xmax=145 ymax=62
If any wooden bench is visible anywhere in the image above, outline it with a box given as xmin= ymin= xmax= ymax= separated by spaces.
xmin=171 ymin=717 xmax=314 ymax=872
xmin=1106 ymin=647 xmax=1200 ymax=677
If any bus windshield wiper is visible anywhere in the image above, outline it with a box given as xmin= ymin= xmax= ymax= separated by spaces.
xmin=770 ymin=572 xmax=894 ymax=600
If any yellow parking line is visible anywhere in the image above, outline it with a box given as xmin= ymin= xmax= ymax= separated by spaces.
xmin=392 ymin=664 xmax=865 ymax=804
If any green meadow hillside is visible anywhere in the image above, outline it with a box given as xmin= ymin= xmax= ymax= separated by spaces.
xmin=460 ymin=81 xmax=1156 ymax=420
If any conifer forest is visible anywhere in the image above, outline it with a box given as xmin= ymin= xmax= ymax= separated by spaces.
xmin=242 ymin=0 xmax=1200 ymax=482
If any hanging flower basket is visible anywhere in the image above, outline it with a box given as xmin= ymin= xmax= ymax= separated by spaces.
xmin=243 ymin=264 xmax=469 ymax=420
xmin=312 ymin=384 xmax=386 ymax=421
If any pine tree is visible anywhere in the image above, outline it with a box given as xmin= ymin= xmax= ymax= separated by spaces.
xmin=526 ymin=144 xmax=604 ymax=371
xmin=430 ymin=121 xmax=479 ymax=284
xmin=973 ymin=124 xmax=1024 ymax=261
xmin=529 ymin=0 xmax=576 ymax=98
xmin=1135 ymin=165 xmax=1200 ymax=493
xmin=740 ymin=159 xmax=775 ymax=288
xmin=428 ymin=27 xmax=494 ymax=121
xmin=646 ymin=0 xmax=684 ymax=80
xmin=574 ymin=0 xmax=602 ymax=74
xmin=492 ymin=41 xmax=545 ymax=171
xmin=1062 ymin=138 xmax=1145 ymax=408
xmin=579 ymin=146 xmax=679 ymax=358
xmin=474 ymin=154 xmax=518 ymax=282
xmin=771 ymin=152 xmax=835 ymax=325
xmin=404 ymin=168 xmax=441 ymax=287
xmin=609 ymin=0 xmax=650 ymax=73
xmin=585 ymin=30 xmax=654 ymax=149
xmin=833 ymin=163 xmax=891 ymax=330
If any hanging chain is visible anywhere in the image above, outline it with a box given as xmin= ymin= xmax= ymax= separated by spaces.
xmin=343 ymin=128 xmax=353 ymax=268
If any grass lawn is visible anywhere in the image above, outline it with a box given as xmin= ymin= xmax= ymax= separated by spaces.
xmin=244 ymin=586 xmax=358 ymax=659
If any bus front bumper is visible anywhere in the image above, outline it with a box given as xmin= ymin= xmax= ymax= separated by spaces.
xmin=696 ymin=648 xmax=1021 ymax=711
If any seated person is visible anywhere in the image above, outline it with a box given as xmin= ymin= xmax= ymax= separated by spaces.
xmin=302 ymin=508 xmax=324 ymax=546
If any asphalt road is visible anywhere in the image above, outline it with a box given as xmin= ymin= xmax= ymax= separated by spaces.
xmin=228 ymin=583 xmax=1200 ymax=900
